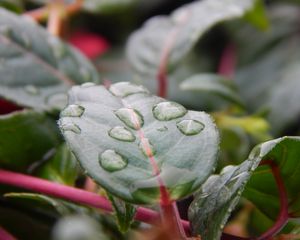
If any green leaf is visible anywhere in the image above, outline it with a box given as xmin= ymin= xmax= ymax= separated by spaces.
xmin=5 ymin=193 xmax=72 ymax=215
xmin=0 ymin=0 xmax=23 ymax=13
xmin=126 ymin=0 xmax=256 ymax=74
xmin=180 ymin=73 xmax=244 ymax=108
xmin=188 ymin=158 xmax=260 ymax=240
xmin=58 ymin=82 xmax=219 ymax=204
xmin=36 ymin=143 xmax=79 ymax=186
xmin=108 ymin=193 xmax=136 ymax=232
xmin=243 ymin=0 xmax=270 ymax=30
xmin=0 ymin=110 xmax=61 ymax=171
xmin=83 ymin=0 xmax=138 ymax=14
xmin=243 ymin=137 xmax=300 ymax=220
xmin=0 ymin=8 xmax=100 ymax=111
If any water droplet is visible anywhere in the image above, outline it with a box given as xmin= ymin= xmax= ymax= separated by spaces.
xmin=25 ymin=85 xmax=39 ymax=95
xmin=99 ymin=150 xmax=127 ymax=172
xmin=139 ymin=138 xmax=156 ymax=157
xmin=176 ymin=119 xmax=205 ymax=136
xmin=61 ymin=104 xmax=85 ymax=117
xmin=157 ymin=126 xmax=168 ymax=132
xmin=108 ymin=126 xmax=136 ymax=142
xmin=220 ymin=224 xmax=225 ymax=230
xmin=152 ymin=102 xmax=187 ymax=121
xmin=81 ymin=82 xmax=96 ymax=88
xmin=115 ymin=108 xmax=144 ymax=130
xmin=80 ymin=68 xmax=92 ymax=82
xmin=59 ymin=121 xmax=81 ymax=134
xmin=48 ymin=37 xmax=66 ymax=59
xmin=109 ymin=82 xmax=149 ymax=97
xmin=46 ymin=93 xmax=68 ymax=110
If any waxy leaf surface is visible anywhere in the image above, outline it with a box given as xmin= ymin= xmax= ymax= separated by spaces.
xmin=0 ymin=9 xmax=100 ymax=111
xmin=59 ymin=82 xmax=219 ymax=204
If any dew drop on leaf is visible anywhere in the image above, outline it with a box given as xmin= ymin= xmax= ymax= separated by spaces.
xmin=59 ymin=121 xmax=81 ymax=134
xmin=109 ymin=82 xmax=149 ymax=97
xmin=152 ymin=101 xmax=187 ymax=121
xmin=157 ymin=126 xmax=168 ymax=132
xmin=25 ymin=85 xmax=39 ymax=95
xmin=115 ymin=108 xmax=144 ymax=130
xmin=108 ymin=126 xmax=136 ymax=142
xmin=139 ymin=138 xmax=156 ymax=157
xmin=79 ymin=67 xmax=92 ymax=82
xmin=61 ymin=104 xmax=85 ymax=117
xmin=176 ymin=119 xmax=205 ymax=136
xmin=99 ymin=149 xmax=128 ymax=172
xmin=81 ymin=82 xmax=96 ymax=88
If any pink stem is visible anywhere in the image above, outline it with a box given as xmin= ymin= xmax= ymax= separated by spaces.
xmin=0 ymin=226 xmax=16 ymax=240
xmin=0 ymin=169 xmax=245 ymax=239
xmin=218 ymin=43 xmax=237 ymax=78
xmin=257 ymin=161 xmax=289 ymax=240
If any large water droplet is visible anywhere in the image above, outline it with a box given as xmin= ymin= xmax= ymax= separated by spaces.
xmin=61 ymin=104 xmax=85 ymax=117
xmin=81 ymin=82 xmax=96 ymax=88
xmin=59 ymin=121 xmax=81 ymax=134
xmin=109 ymin=82 xmax=149 ymax=98
xmin=176 ymin=119 xmax=205 ymax=136
xmin=108 ymin=126 xmax=136 ymax=142
xmin=139 ymin=138 xmax=156 ymax=157
xmin=99 ymin=150 xmax=128 ymax=172
xmin=25 ymin=85 xmax=39 ymax=95
xmin=115 ymin=108 xmax=144 ymax=130
xmin=152 ymin=101 xmax=187 ymax=121
xmin=46 ymin=93 xmax=68 ymax=110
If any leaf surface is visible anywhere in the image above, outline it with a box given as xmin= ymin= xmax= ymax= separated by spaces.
xmin=0 ymin=9 xmax=100 ymax=111
xmin=59 ymin=82 xmax=219 ymax=204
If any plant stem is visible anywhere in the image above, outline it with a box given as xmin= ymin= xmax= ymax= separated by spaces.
xmin=47 ymin=1 xmax=66 ymax=37
xmin=23 ymin=8 xmax=49 ymax=22
xmin=257 ymin=160 xmax=289 ymax=240
xmin=218 ymin=43 xmax=236 ymax=78
xmin=0 ymin=168 xmax=247 ymax=239
xmin=0 ymin=226 xmax=16 ymax=240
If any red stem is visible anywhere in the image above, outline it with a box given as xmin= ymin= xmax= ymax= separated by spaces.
xmin=218 ymin=43 xmax=237 ymax=79
xmin=0 ymin=226 xmax=16 ymax=240
xmin=257 ymin=161 xmax=289 ymax=240
xmin=0 ymin=169 xmax=250 ymax=239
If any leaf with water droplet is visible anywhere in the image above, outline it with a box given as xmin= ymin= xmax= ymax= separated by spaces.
xmin=0 ymin=8 xmax=100 ymax=112
xmin=109 ymin=82 xmax=149 ymax=98
xmin=59 ymin=82 xmax=219 ymax=204
xmin=176 ymin=119 xmax=204 ymax=136
xmin=189 ymin=136 xmax=300 ymax=239
xmin=100 ymin=150 xmax=128 ymax=172
xmin=60 ymin=104 xmax=85 ymax=118
xmin=108 ymin=126 xmax=136 ymax=142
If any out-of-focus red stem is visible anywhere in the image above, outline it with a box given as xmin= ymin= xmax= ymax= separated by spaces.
xmin=0 ymin=226 xmax=16 ymax=240
xmin=257 ymin=160 xmax=289 ymax=240
xmin=218 ymin=43 xmax=237 ymax=79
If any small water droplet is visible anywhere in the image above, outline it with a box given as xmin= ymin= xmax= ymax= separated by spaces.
xmin=115 ymin=108 xmax=144 ymax=130
xmin=46 ymin=93 xmax=68 ymax=110
xmin=153 ymin=101 xmax=187 ymax=121
xmin=157 ymin=126 xmax=168 ymax=132
xmin=220 ymin=224 xmax=225 ymax=230
xmin=61 ymin=104 xmax=85 ymax=117
xmin=109 ymin=82 xmax=149 ymax=97
xmin=108 ymin=126 xmax=136 ymax=142
xmin=139 ymin=138 xmax=156 ymax=157
xmin=81 ymin=82 xmax=96 ymax=88
xmin=99 ymin=150 xmax=128 ymax=172
xmin=59 ymin=121 xmax=81 ymax=134
xmin=25 ymin=85 xmax=39 ymax=95
xmin=48 ymin=37 xmax=66 ymax=59
xmin=80 ymin=68 xmax=92 ymax=82
xmin=176 ymin=119 xmax=205 ymax=136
